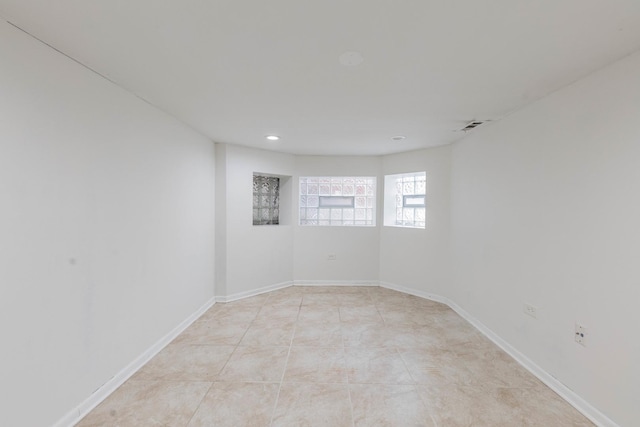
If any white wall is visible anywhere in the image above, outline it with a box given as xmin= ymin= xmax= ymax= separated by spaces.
xmin=0 ymin=21 xmax=216 ymax=427
xmin=450 ymin=50 xmax=640 ymax=426
xmin=379 ymin=146 xmax=452 ymax=295
xmin=293 ymin=156 xmax=382 ymax=282
xmin=216 ymin=144 xmax=295 ymax=298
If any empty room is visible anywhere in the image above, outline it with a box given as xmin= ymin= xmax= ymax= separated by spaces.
xmin=1 ymin=1 xmax=639 ymax=426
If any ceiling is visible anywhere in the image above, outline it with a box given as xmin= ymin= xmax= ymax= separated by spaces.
xmin=2 ymin=1 xmax=640 ymax=156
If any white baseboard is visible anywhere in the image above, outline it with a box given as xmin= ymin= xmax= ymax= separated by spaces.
xmin=293 ymin=280 xmax=378 ymax=287
xmin=379 ymin=282 xmax=618 ymax=427
xmin=216 ymin=281 xmax=294 ymax=303
xmin=53 ymin=296 xmax=216 ymax=427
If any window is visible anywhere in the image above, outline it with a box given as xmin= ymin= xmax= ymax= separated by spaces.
xmin=384 ymin=172 xmax=426 ymax=228
xmin=253 ymin=174 xmax=279 ymax=225
xmin=299 ymin=176 xmax=376 ymax=226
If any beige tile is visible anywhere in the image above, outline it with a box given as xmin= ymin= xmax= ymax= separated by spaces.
xmin=341 ymin=322 xmax=397 ymax=348
xmin=400 ymin=347 xmax=470 ymax=387
xmin=400 ymin=346 xmax=542 ymax=389
xmin=489 ymin=387 xmax=595 ymax=426
xmin=255 ymin=304 xmax=300 ymax=322
xmin=132 ymin=343 xmax=235 ymax=381
xmin=384 ymin=324 xmax=447 ymax=349
xmin=417 ymin=383 xmax=505 ymax=426
xmin=223 ymin=293 xmax=270 ymax=307
xmin=76 ymin=380 xmax=211 ymax=427
xmin=377 ymin=305 xmax=439 ymax=326
xmin=350 ymin=384 xmax=435 ymax=427
xmin=239 ymin=320 xmax=295 ymax=346
xmin=292 ymin=322 xmax=343 ymax=347
xmin=264 ymin=292 xmax=303 ymax=307
xmin=345 ymin=347 xmax=414 ymax=384
xmin=434 ymin=308 xmax=477 ymax=328
xmin=272 ymin=382 xmax=352 ymax=427
xmin=339 ymin=305 xmax=384 ymax=323
xmin=298 ymin=304 xmax=341 ymax=323
xmin=452 ymin=346 xmax=543 ymax=389
xmin=187 ymin=382 xmax=279 ymax=427
xmin=77 ymin=286 xmax=593 ymax=427
xmin=430 ymin=322 xmax=489 ymax=347
xmin=336 ymin=292 xmax=375 ymax=306
xmin=202 ymin=304 xmax=260 ymax=324
xmin=416 ymin=384 xmax=594 ymax=426
xmin=218 ymin=346 xmax=289 ymax=382
xmin=172 ymin=320 xmax=248 ymax=346
xmin=284 ymin=347 xmax=347 ymax=383
xmin=301 ymin=293 xmax=339 ymax=306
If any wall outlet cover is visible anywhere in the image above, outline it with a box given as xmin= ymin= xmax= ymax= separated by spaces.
xmin=575 ymin=323 xmax=587 ymax=346
xmin=523 ymin=303 xmax=537 ymax=318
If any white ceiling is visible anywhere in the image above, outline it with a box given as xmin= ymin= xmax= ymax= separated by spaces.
xmin=2 ymin=1 xmax=640 ymax=155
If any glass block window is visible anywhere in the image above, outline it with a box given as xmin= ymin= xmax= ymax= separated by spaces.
xmin=253 ymin=174 xmax=279 ymax=225
xmin=299 ymin=176 xmax=376 ymax=226
xmin=383 ymin=172 xmax=426 ymax=229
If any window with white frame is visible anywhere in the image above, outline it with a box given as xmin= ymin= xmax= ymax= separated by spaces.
xmin=383 ymin=172 xmax=426 ymax=228
xmin=299 ymin=176 xmax=376 ymax=226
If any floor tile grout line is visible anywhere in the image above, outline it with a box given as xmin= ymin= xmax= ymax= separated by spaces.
xmin=212 ymin=299 xmax=265 ymax=381
xmin=267 ymin=296 xmax=302 ymax=426
xmin=344 ymin=335 xmax=356 ymax=427
xmin=184 ymin=381 xmax=215 ymax=426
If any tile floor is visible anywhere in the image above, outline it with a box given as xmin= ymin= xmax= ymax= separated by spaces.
xmin=76 ymin=286 xmax=594 ymax=426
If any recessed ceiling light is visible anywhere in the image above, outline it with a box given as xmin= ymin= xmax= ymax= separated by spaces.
xmin=391 ymin=135 xmax=406 ymax=142
xmin=265 ymin=135 xmax=280 ymax=141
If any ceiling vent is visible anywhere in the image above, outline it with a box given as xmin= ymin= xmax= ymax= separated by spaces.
xmin=461 ymin=121 xmax=485 ymax=132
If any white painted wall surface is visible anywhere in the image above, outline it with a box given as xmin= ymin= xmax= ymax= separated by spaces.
xmin=379 ymin=147 xmax=452 ymax=296
xmin=218 ymin=144 xmax=295 ymax=297
xmin=450 ymin=50 xmax=640 ymax=426
xmin=293 ymin=156 xmax=382 ymax=282
xmin=0 ymin=21 xmax=216 ymax=427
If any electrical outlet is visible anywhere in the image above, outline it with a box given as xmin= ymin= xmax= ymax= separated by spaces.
xmin=327 ymin=253 xmax=336 ymax=261
xmin=523 ymin=303 xmax=537 ymax=318
xmin=575 ymin=323 xmax=587 ymax=346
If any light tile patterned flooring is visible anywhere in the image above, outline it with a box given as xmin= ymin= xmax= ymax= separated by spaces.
xmin=77 ymin=286 xmax=593 ymax=426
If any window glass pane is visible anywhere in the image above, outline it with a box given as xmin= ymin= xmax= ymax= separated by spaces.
xmin=253 ymin=175 xmax=279 ymax=225
xmin=307 ymin=196 xmax=319 ymax=207
xmin=300 ymin=176 xmax=375 ymax=226
xmin=319 ymin=196 xmax=354 ymax=207
xmin=404 ymin=196 xmax=425 ymax=207
xmin=383 ymin=172 xmax=426 ymax=229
